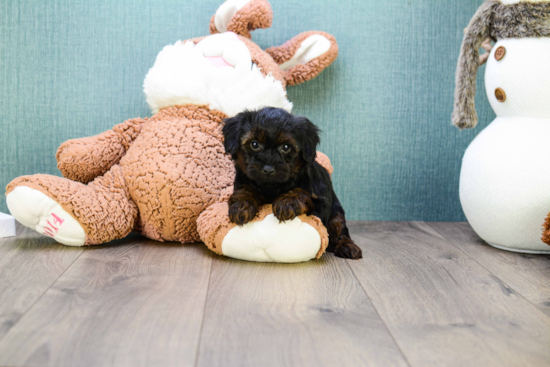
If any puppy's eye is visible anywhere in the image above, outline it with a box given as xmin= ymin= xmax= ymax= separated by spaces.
xmin=250 ymin=141 xmax=261 ymax=151
xmin=280 ymin=144 xmax=291 ymax=153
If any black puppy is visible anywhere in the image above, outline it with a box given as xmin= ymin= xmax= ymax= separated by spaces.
xmin=222 ymin=107 xmax=362 ymax=259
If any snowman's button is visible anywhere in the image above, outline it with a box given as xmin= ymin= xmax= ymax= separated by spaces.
xmin=495 ymin=46 xmax=506 ymax=61
xmin=495 ymin=88 xmax=506 ymax=102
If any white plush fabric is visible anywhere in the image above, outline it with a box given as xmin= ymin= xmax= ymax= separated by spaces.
xmin=222 ymin=214 xmax=322 ymax=263
xmin=280 ymin=35 xmax=332 ymax=71
xmin=193 ymin=31 xmax=250 ymax=68
xmin=460 ymin=37 xmax=550 ymax=253
xmin=6 ymin=186 xmax=86 ymax=246
xmin=0 ymin=212 xmax=16 ymax=238
xmin=460 ymin=117 xmax=550 ymax=253
xmin=485 ymin=38 xmax=550 ymax=119
xmin=143 ymin=36 xmax=293 ymax=117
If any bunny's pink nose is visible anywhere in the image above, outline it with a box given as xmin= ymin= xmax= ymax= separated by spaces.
xmin=205 ymin=56 xmax=232 ymax=68
xmin=223 ymin=31 xmax=239 ymax=41
xmin=200 ymin=32 xmax=244 ymax=68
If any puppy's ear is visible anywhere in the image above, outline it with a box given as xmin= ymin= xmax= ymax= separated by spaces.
xmin=222 ymin=115 xmax=245 ymax=155
xmin=294 ymin=117 xmax=320 ymax=164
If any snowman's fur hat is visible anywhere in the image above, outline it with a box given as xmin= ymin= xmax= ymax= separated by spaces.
xmin=452 ymin=0 xmax=550 ymax=129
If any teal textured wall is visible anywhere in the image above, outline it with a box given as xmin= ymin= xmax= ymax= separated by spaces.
xmin=0 ymin=0 xmax=493 ymax=221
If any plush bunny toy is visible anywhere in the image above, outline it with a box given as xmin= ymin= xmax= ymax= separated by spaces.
xmin=5 ymin=0 xmax=339 ymax=263
xmin=453 ymin=0 xmax=550 ymax=253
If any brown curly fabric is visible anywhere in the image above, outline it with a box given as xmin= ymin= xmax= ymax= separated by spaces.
xmin=315 ymin=151 xmax=333 ymax=176
xmin=196 ymin=202 xmax=231 ymax=255
xmin=226 ymin=0 xmax=273 ymax=39
xmin=6 ymin=165 xmax=138 ymax=245
xmin=240 ymin=36 xmax=287 ymax=86
xmin=121 ymin=105 xmax=234 ymax=243
xmin=209 ymin=0 xmax=273 ymax=39
xmin=57 ymin=117 xmax=148 ymax=184
xmin=197 ymin=202 xmax=329 ymax=259
xmin=209 ymin=15 xmax=217 ymax=36
xmin=542 ymin=213 xmax=550 ymax=246
xmin=207 ymin=8 xmax=337 ymax=88
xmin=9 ymin=105 xmax=235 ymax=245
xmin=265 ymin=31 xmax=339 ymax=86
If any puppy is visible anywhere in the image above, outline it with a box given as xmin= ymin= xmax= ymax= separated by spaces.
xmin=222 ymin=107 xmax=362 ymax=259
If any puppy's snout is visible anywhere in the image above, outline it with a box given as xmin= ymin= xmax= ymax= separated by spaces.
xmin=262 ymin=165 xmax=275 ymax=176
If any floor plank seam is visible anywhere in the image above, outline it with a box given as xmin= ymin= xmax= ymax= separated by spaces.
xmin=345 ymin=258 xmax=413 ymax=367
xmin=430 ymin=224 xmax=550 ymax=322
xmin=193 ymin=253 xmax=214 ymax=367
xmin=0 ymin=245 xmax=85 ymax=349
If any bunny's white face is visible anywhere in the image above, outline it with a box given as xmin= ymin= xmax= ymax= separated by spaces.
xmin=194 ymin=32 xmax=252 ymax=71
xmin=143 ymin=32 xmax=292 ymax=117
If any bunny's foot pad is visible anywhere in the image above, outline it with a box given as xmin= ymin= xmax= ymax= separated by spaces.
xmin=198 ymin=202 xmax=328 ymax=263
xmin=6 ymin=186 xmax=86 ymax=246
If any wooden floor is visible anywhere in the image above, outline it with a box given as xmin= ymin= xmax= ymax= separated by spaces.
xmin=0 ymin=222 xmax=549 ymax=367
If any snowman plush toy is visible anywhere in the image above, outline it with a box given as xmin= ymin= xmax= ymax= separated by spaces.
xmin=453 ymin=0 xmax=550 ymax=252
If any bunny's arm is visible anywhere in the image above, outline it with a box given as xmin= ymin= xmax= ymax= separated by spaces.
xmin=315 ymin=152 xmax=333 ymax=176
xmin=56 ymin=117 xmax=148 ymax=184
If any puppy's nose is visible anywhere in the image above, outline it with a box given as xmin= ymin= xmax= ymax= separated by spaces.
xmin=262 ymin=166 xmax=275 ymax=175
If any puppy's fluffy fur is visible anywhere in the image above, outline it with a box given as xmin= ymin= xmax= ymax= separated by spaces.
xmin=222 ymin=107 xmax=362 ymax=259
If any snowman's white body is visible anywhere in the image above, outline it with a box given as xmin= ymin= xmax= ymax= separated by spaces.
xmin=460 ymin=37 xmax=550 ymax=253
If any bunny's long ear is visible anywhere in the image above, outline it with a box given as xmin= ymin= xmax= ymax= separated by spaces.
xmin=452 ymin=1 xmax=499 ymax=129
xmin=210 ymin=0 xmax=273 ymax=39
xmin=266 ymin=31 xmax=338 ymax=87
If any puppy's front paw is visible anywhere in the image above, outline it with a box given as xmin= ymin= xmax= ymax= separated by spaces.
xmin=334 ymin=238 xmax=362 ymax=259
xmin=228 ymin=200 xmax=258 ymax=226
xmin=273 ymin=193 xmax=310 ymax=222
